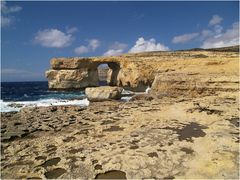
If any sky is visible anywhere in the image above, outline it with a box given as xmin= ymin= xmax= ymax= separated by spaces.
xmin=1 ymin=1 xmax=239 ymax=82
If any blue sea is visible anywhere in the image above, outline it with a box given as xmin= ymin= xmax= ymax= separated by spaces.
xmin=0 ymin=81 xmax=139 ymax=112
xmin=0 ymin=81 xmax=88 ymax=112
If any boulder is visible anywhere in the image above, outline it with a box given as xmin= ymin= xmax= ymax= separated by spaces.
xmin=85 ymin=86 xmax=123 ymax=101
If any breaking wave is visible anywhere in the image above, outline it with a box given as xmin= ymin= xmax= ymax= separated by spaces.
xmin=0 ymin=98 xmax=90 ymax=112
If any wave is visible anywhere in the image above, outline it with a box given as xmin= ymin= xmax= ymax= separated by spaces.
xmin=0 ymin=98 xmax=89 ymax=112
xmin=120 ymin=96 xmax=132 ymax=102
xmin=0 ymin=88 xmax=139 ymax=112
xmin=145 ymin=86 xmax=151 ymax=94
xmin=122 ymin=89 xmax=134 ymax=95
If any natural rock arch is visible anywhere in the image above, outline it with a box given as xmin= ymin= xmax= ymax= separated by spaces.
xmin=46 ymin=57 xmax=152 ymax=91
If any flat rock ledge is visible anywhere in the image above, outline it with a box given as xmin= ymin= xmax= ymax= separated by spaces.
xmin=85 ymin=86 xmax=123 ymax=101
xmin=1 ymin=92 xmax=239 ymax=179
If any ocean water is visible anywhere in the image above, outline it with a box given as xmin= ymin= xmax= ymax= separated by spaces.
xmin=0 ymin=81 xmax=145 ymax=112
xmin=1 ymin=81 xmax=88 ymax=112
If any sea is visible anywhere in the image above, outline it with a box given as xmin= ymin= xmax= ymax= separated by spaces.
xmin=0 ymin=81 xmax=134 ymax=112
xmin=0 ymin=81 xmax=88 ymax=112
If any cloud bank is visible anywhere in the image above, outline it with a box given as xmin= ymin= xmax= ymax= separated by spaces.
xmin=34 ymin=29 xmax=74 ymax=48
xmin=103 ymin=38 xmax=169 ymax=56
xmin=129 ymin=37 xmax=169 ymax=53
xmin=103 ymin=42 xmax=128 ymax=56
xmin=170 ymin=14 xmax=239 ymax=48
xmin=172 ymin=33 xmax=199 ymax=44
xmin=209 ymin=15 xmax=223 ymax=26
xmin=201 ymin=22 xmax=239 ymax=48
xmin=66 ymin=27 xmax=78 ymax=34
xmin=74 ymin=46 xmax=90 ymax=54
xmin=74 ymin=39 xmax=101 ymax=55
xmin=1 ymin=1 xmax=22 ymax=28
xmin=201 ymin=15 xmax=239 ymax=48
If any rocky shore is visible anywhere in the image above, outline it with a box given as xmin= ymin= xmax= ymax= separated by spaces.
xmin=1 ymin=90 xmax=239 ymax=179
xmin=1 ymin=46 xmax=239 ymax=179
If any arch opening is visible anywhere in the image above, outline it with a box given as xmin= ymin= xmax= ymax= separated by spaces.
xmin=96 ymin=62 xmax=120 ymax=86
xmin=97 ymin=63 xmax=110 ymax=86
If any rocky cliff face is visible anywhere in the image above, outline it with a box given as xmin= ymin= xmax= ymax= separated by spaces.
xmin=151 ymin=73 xmax=239 ymax=98
xmin=45 ymin=46 xmax=239 ymax=92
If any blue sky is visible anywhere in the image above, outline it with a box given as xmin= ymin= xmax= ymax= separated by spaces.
xmin=1 ymin=1 xmax=239 ymax=82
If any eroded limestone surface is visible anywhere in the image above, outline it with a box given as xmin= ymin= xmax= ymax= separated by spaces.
xmin=1 ymin=91 xmax=239 ymax=179
xmin=45 ymin=46 xmax=239 ymax=91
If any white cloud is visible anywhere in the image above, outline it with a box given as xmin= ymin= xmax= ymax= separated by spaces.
xmin=172 ymin=33 xmax=199 ymax=44
xmin=74 ymin=45 xmax=89 ymax=54
xmin=201 ymin=22 xmax=239 ymax=48
xmin=34 ymin=29 xmax=74 ymax=48
xmin=1 ymin=16 xmax=12 ymax=27
xmin=201 ymin=29 xmax=212 ymax=38
xmin=170 ymin=14 xmax=239 ymax=49
xmin=1 ymin=1 xmax=22 ymax=28
xmin=214 ymin=24 xmax=223 ymax=35
xmin=1 ymin=1 xmax=22 ymax=14
xmin=171 ymin=15 xmax=224 ymax=45
xmin=74 ymin=39 xmax=101 ymax=55
xmin=110 ymin=42 xmax=128 ymax=50
xmin=103 ymin=49 xmax=124 ymax=56
xmin=129 ymin=37 xmax=169 ymax=53
xmin=103 ymin=42 xmax=128 ymax=56
xmin=66 ymin=27 xmax=78 ymax=34
xmin=89 ymin=39 xmax=101 ymax=51
xmin=209 ymin=15 xmax=223 ymax=26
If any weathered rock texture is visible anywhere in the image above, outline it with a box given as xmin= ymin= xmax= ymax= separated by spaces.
xmin=46 ymin=58 xmax=121 ymax=90
xmin=151 ymin=73 xmax=239 ymax=98
xmin=1 ymin=91 xmax=239 ymax=179
xmin=45 ymin=46 xmax=239 ymax=92
xmin=1 ymin=45 xmax=239 ymax=179
xmin=85 ymin=86 xmax=123 ymax=101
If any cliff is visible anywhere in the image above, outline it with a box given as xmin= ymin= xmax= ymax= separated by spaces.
xmin=45 ymin=45 xmax=239 ymax=92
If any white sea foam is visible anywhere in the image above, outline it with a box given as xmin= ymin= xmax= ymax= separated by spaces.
xmin=121 ymin=88 xmax=151 ymax=101
xmin=122 ymin=89 xmax=134 ymax=95
xmin=0 ymin=100 xmax=22 ymax=112
xmin=145 ymin=86 xmax=151 ymax=94
xmin=120 ymin=96 xmax=132 ymax=102
xmin=0 ymin=98 xmax=90 ymax=112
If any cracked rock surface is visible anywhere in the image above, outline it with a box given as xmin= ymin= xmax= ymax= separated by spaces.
xmin=1 ymin=91 xmax=239 ymax=179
